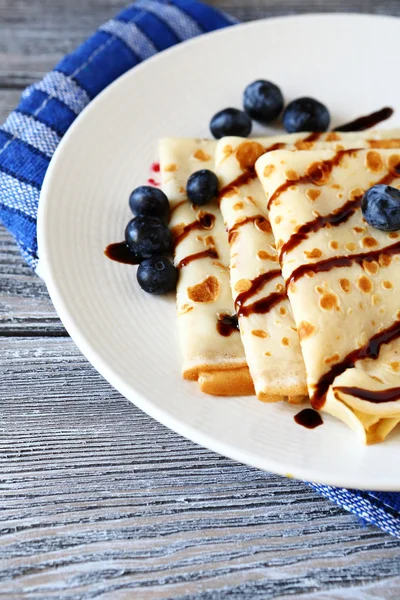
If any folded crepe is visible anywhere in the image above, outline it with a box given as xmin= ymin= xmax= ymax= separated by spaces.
xmin=256 ymin=147 xmax=400 ymax=443
xmin=214 ymin=130 xmax=400 ymax=403
xmin=159 ymin=137 xmax=254 ymax=396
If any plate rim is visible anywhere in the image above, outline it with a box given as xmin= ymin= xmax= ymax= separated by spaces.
xmin=38 ymin=12 xmax=400 ymax=491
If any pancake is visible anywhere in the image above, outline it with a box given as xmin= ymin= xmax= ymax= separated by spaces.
xmin=256 ymin=147 xmax=400 ymax=443
xmin=159 ymin=137 xmax=254 ymax=396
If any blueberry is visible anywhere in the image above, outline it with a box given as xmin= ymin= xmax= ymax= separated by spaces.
xmin=129 ymin=186 xmax=169 ymax=222
xmin=210 ymin=108 xmax=252 ymax=139
xmin=361 ymin=185 xmax=400 ymax=232
xmin=125 ymin=216 xmax=172 ymax=258
xmin=243 ymin=79 xmax=284 ymax=123
xmin=186 ymin=169 xmax=219 ymax=206
xmin=283 ymin=97 xmax=330 ymax=133
xmin=137 ymin=256 xmax=178 ymax=294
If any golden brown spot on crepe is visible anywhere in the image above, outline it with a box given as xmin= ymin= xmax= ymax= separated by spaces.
xmin=329 ymin=241 xmax=339 ymax=251
xmin=276 ymin=283 xmax=284 ymax=293
xmin=349 ymin=187 xmax=364 ymax=200
xmin=319 ymin=291 xmax=340 ymax=311
xmin=353 ymin=226 xmax=365 ymax=234
xmin=389 ymin=232 xmax=399 ymax=239
xmin=279 ymin=306 xmax=287 ymax=316
xmin=164 ymin=163 xmax=178 ymax=172
xmin=193 ymin=149 xmax=211 ymax=161
xmin=388 ymin=153 xmax=400 ymax=172
xmin=331 ymin=183 xmax=341 ymax=190
xmin=223 ymin=144 xmax=233 ymax=156
xmin=306 ymin=161 xmax=331 ymax=185
xmin=371 ymin=294 xmax=381 ymax=306
xmin=363 ymin=260 xmax=379 ymax=275
xmin=254 ymin=217 xmax=272 ymax=234
xmin=324 ymin=353 xmax=340 ymax=365
xmin=281 ymin=337 xmax=290 ymax=346
xmin=289 ymin=282 xmax=297 ymax=293
xmin=275 ymin=215 xmax=282 ymax=224
xmin=213 ymin=261 xmax=229 ymax=271
xmin=369 ymin=140 xmax=400 ymax=149
xmin=326 ymin=132 xmax=340 ymax=141
xmin=235 ymin=279 xmax=252 ymax=293
xmin=379 ymin=253 xmax=392 ymax=267
xmin=252 ymin=329 xmax=268 ymax=338
xmin=245 ymin=195 xmax=256 ymax=205
xmin=345 ymin=242 xmax=357 ymax=252
xmin=187 ymin=276 xmax=220 ymax=303
xmin=382 ymin=280 xmax=394 ymax=289
xmin=233 ymin=201 xmax=244 ymax=211
xmin=335 ymin=144 xmax=345 ymax=151
xmin=178 ymin=186 xmax=185 ymax=194
xmin=338 ymin=193 xmax=344 ymax=199
xmin=295 ymin=140 xmax=315 ymax=150
xmin=304 ymin=248 xmax=323 ymax=259
xmin=366 ymin=150 xmax=384 ymax=172
xmin=390 ymin=362 xmax=400 ymax=372
xmin=223 ymin=187 xmax=238 ymax=198
xmin=276 ymin=239 xmax=284 ymax=250
xmin=203 ymin=235 xmax=216 ymax=248
xmin=257 ymin=250 xmax=278 ymax=261
xmin=298 ymin=321 xmax=315 ymax=340
xmin=285 ymin=169 xmax=299 ymax=181
xmin=264 ymin=351 xmax=271 ymax=357
xmin=305 ymin=188 xmax=321 ymax=202
xmin=290 ymin=185 xmax=299 ymax=192
xmin=339 ymin=278 xmax=351 ymax=293
xmin=236 ymin=141 xmax=265 ymax=170
xmin=178 ymin=304 xmax=193 ymax=315
xmin=263 ymin=164 xmax=275 ymax=177
xmin=357 ymin=275 xmax=373 ymax=294
xmin=362 ymin=236 xmax=378 ymax=248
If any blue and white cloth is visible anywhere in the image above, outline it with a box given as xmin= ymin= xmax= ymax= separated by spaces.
xmin=1 ymin=0 xmax=399 ymax=538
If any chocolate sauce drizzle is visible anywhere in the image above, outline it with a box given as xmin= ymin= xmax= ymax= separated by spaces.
xmin=173 ymin=213 xmax=215 ymax=248
xmin=237 ymin=292 xmax=286 ymax=318
xmin=294 ymin=408 xmax=323 ymax=429
xmin=334 ymin=107 xmax=394 ymax=132
xmin=235 ymin=271 xmax=280 ymax=310
xmin=334 ymin=385 xmax=400 ymax=404
xmin=279 ymin=194 xmax=363 ymax=261
xmin=227 ymin=215 xmax=269 ymax=244
xmin=104 ymin=242 xmax=141 ymax=265
xmin=312 ymin=320 xmax=400 ymax=410
xmin=287 ymin=240 xmax=400 ymax=289
xmin=267 ymin=148 xmax=358 ymax=210
xmin=219 ymin=169 xmax=257 ymax=200
xmin=234 ymin=270 xmax=283 ymax=317
xmin=216 ymin=313 xmax=240 ymax=336
xmin=177 ymin=248 xmax=218 ymax=269
xmin=219 ymin=143 xmax=287 ymax=201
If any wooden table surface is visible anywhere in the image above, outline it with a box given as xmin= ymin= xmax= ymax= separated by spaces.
xmin=2 ymin=1 xmax=400 ymax=598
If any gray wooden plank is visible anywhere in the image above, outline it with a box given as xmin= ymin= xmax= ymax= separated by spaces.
xmin=1 ymin=0 xmax=400 ymax=87
xmin=0 ymin=227 xmax=65 ymax=335
xmin=1 ymin=336 xmax=400 ymax=600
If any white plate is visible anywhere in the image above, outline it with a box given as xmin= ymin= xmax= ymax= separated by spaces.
xmin=38 ymin=14 xmax=400 ymax=490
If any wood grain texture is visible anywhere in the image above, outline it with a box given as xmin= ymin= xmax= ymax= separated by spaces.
xmin=2 ymin=337 xmax=400 ymax=599
xmin=1 ymin=1 xmax=400 ymax=598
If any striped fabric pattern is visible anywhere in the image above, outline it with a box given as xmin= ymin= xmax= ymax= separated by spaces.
xmin=0 ymin=0 xmax=234 ymax=271
xmin=1 ymin=0 xmax=399 ymax=538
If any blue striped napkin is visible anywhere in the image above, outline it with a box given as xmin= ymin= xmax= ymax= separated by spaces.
xmin=1 ymin=0 xmax=399 ymax=538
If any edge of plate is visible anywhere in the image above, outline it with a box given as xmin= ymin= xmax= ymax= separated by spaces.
xmin=38 ymin=13 xmax=400 ymax=491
